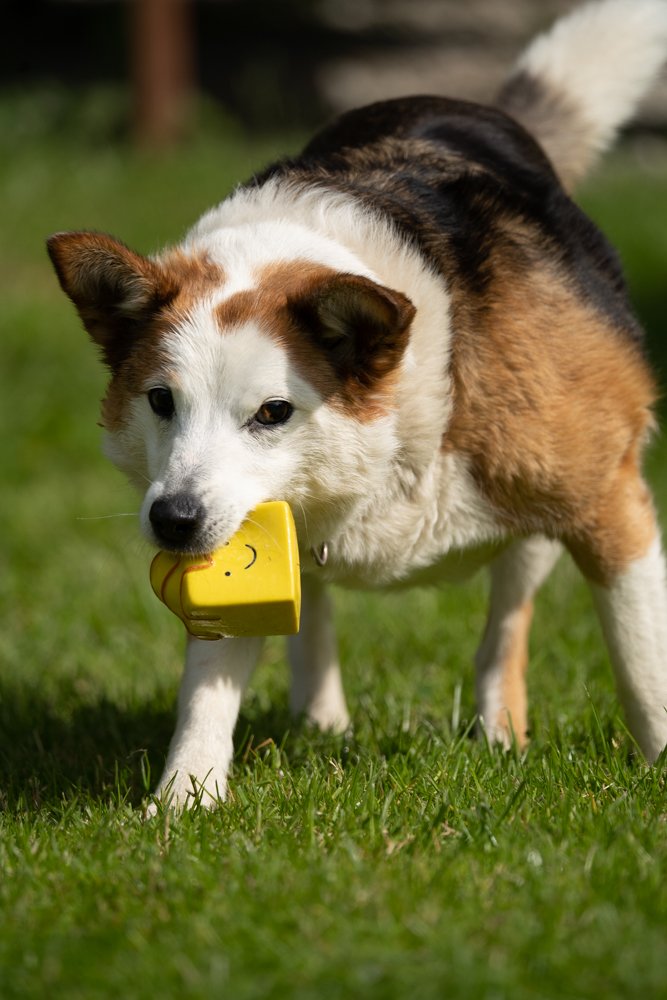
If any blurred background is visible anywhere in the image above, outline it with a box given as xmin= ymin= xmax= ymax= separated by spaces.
xmin=2 ymin=0 xmax=667 ymax=146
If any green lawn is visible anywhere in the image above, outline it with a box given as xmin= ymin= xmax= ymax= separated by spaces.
xmin=1 ymin=125 xmax=666 ymax=999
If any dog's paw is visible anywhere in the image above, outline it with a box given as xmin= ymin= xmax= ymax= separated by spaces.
xmin=476 ymin=715 xmax=528 ymax=753
xmin=305 ymin=702 xmax=351 ymax=735
xmin=305 ymin=712 xmax=352 ymax=736
xmin=298 ymin=680 xmax=351 ymax=735
xmin=144 ymin=766 xmax=227 ymax=816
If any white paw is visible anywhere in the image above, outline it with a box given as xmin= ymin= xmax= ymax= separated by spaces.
xmin=476 ymin=715 xmax=526 ymax=751
xmin=306 ymin=701 xmax=351 ymax=735
xmin=144 ymin=765 xmax=227 ymax=815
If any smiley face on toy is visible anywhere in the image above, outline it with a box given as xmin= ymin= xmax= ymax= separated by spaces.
xmin=150 ymin=502 xmax=301 ymax=638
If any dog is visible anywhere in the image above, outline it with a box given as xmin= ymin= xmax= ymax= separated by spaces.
xmin=48 ymin=0 xmax=667 ymax=809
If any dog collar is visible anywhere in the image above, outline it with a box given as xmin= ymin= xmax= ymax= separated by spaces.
xmin=311 ymin=542 xmax=329 ymax=567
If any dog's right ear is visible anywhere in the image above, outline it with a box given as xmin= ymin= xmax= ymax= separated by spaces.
xmin=47 ymin=231 xmax=175 ymax=368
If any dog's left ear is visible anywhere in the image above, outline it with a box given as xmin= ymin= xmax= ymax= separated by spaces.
xmin=289 ymin=273 xmax=416 ymax=382
xmin=47 ymin=231 xmax=175 ymax=369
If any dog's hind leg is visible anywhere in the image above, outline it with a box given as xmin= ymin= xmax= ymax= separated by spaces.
xmin=571 ymin=478 xmax=667 ymax=763
xmin=475 ymin=535 xmax=562 ymax=748
xmin=288 ymin=574 xmax=350 ymax=733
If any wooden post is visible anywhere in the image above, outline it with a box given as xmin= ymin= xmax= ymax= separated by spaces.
xmin=131 ymin=0 xmax=194 ymax=148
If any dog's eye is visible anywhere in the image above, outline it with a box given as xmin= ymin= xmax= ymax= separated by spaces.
xmin=253 ymin=399 xmax=293 ymax=427
xmin=148 ymin=387 xmax=175 ymax=420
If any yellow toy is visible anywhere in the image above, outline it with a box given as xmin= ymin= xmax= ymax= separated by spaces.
xmin=150 ymin=501 xmax=301 ymax=639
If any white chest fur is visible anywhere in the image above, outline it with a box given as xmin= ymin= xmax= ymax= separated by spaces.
xmin=299 ymin=451 xmax=506 ymax=589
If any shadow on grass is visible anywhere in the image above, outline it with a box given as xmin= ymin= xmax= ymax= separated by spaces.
xmin=0 ymin=682 xmax=335 ymax=813
xmin=0 ymin=686 xmax=174 ymax=812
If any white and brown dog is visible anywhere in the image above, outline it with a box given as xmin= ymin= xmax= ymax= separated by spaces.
xmin=49 ymin=0 xmax=667 ymax=808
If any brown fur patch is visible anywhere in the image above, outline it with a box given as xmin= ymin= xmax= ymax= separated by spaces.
xmin=443 ymin=258 xmax=658 ymax=584
xmin=94 ymin=245 xmax=224 ymax=431
xmin=157 ymin=249 xmax=224 ymax=306
xmin=214 ymin=261 xmax=414 ymax=420
xmin=566 ymin=441 xmax=658 ymax=585
xmin=214 ymin=261 xmax=346 ymax=406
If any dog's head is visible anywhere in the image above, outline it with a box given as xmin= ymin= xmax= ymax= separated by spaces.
xmin=47 ymin=229 xmax=415 ymax=554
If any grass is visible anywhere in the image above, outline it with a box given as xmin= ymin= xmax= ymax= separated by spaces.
xmin=1 ymin=118 xmax=667 ymax=999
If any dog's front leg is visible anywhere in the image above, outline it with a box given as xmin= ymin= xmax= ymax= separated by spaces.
xmin=287 ymin=573 xmax=350 ymax=732
xmin=151 ymin=635 xmax=263 ymax=811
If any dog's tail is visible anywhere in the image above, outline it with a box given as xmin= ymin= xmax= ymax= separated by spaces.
xmin=497 ymin=0 xmax=667 ymax=188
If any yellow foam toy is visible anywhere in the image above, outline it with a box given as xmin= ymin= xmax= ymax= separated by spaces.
xmin=150 ymin=501 xmax=301 ymax=639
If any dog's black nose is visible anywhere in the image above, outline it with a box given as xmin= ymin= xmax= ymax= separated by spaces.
xmin=149 ymin=495 xmax=205 ymax=549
